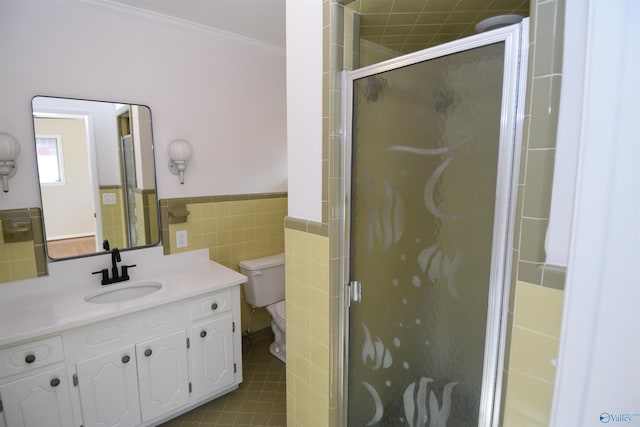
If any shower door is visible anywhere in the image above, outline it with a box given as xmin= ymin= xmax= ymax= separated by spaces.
xmin=344 ymin=23 xmax=527 ymax=427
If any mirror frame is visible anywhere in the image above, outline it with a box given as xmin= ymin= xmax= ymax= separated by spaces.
xmin=31 ymin=95 xmax=162 ymax=261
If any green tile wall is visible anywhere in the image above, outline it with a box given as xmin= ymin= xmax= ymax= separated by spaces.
xmin=513 ymin=0 xmax=567 ymax=290
xmin=0 ymin=208 xmax=47 ymax=283
xmin=99 ymin=186 xmax=127 ymax=249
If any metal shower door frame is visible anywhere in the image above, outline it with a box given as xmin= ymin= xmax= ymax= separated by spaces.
xmin=339 ymin=19 xmax=529 ymax=427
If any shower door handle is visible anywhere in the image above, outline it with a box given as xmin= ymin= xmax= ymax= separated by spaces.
xmin=348 ymin=281 xmax=362 ymax=305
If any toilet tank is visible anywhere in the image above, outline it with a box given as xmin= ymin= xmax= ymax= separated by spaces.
xmin=239 ymin=253 xmax=285 ymax=307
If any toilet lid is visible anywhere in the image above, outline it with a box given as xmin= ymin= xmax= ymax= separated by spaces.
xmin=274 ymin=300 xmax=286 ymax=320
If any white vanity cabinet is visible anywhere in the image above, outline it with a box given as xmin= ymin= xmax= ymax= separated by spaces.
xmin=76 ymin=330 xmax=190 ymax=427
xmin=0 ymin=336 xmax=74 ymax=427
xmin=75 ymin=346 xmax=142 ymax=427
xmin=0 ymin=366 xmax=74 ymax=427
xmin=189 ymin=291 xmax=237 ymax=400
xmin=0 ymin=284 xmax=243 ymax=427
xmin=67 ymin=299 xmax=191 ymax=427
xmin=135 ymin=330 xmax=190 ymax=421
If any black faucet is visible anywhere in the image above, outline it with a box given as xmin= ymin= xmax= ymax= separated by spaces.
xmin=92 ymin=248 xmax=137 ymax=286
xmin=111 ymin=248 xmax=121 ymax=280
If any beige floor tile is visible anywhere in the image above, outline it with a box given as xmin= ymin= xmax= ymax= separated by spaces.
xmin=160 ymin=338 xmax=286 ymax=427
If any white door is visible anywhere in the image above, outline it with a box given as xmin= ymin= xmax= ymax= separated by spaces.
xmin=189 ymin=313 xmax=235 ymax=400
xmin=136 ymin=330 xmax=189 ymax=422
xmin=76 ymin=347 xmax=141 ymax=427
xmin=0 ymin=366 xmax=74 ymax=427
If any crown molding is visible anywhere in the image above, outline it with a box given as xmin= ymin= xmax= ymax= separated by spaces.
xmin=56 ymin=0 xmax=286 ymax=56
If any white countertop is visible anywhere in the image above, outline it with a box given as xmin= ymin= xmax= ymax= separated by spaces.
xmin=0 ymin=247 xmax=247 ymax=347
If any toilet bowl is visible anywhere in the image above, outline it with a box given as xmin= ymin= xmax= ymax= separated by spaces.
xmin=239 ymin=253 xmax=286 ymax=362
xmin=265 ymin=300 xmax=286 ymax=363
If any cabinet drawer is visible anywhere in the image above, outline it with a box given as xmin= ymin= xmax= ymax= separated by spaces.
xmin=191 ymin=290 xmax=232 ymax=320
xmin=0 ymin=335 xmax=64 ymax=378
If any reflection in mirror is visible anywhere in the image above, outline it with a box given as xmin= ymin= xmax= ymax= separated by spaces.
xmin=32 ymin=96 xmax=160 ymax=260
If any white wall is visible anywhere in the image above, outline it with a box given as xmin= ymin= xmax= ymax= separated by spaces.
xmin=285 ymin=0 xmax=323 ymax=222
xmin=0 ymin=0 xmax=287 ymax=210
xmin=551 ymin=0 xmax=640 ymax=424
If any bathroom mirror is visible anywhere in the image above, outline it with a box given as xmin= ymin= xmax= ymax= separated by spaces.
xmin=32 ymin=96 xmax=160 ymax=260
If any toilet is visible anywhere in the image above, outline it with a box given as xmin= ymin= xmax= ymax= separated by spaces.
xmin=239 ymin=253 xmax=286 ymax=363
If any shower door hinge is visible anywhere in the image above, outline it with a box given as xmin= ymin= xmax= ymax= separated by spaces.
xmin=189 ymin=382 xmax=192 ymax=393
xmin=232 ymin=322 xmax=236 ymax=333
xmin=186 ymin=337 xmax=190 ymax=349
xmin=73 ymin=373 xmax=78 ymax=387
xmin=347 ymin=281 xmax=362 ymax=306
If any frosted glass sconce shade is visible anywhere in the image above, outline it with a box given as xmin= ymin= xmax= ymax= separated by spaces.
xmin=168 ymin=139 xmax=193 ymax=184
xmin=0 ymin=132 xmax=20 ymax=193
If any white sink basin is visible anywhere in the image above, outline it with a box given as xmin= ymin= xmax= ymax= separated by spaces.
xmin=85 ymin=281 xmax=163 ymax=304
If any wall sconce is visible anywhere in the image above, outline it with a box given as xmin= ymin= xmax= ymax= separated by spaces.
xmin=0 ymin=132 xmax=20 ymax=193
xmin=168 ymin=139 xmax=192 ymax=184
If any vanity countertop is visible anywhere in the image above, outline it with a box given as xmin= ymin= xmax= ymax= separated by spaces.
xmin=0 ymin=248 xmax=247 ymax=347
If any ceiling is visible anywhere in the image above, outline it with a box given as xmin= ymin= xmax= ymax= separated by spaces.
xmin=347 ymin=0 xmax=529 ymax=53
xmin=105 ymin=0 xmax=528 ymax=54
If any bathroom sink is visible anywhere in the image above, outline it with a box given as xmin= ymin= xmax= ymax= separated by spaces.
xmin=84 ymin=281 xmax=163 ymax=304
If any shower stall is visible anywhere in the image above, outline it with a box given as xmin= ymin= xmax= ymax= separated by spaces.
xmin=342 ymin=21 xmax=528 ymax=427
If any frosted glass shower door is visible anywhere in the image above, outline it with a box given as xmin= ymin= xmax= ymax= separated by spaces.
xmin=345 ymin=25 xmax=526 ymax=427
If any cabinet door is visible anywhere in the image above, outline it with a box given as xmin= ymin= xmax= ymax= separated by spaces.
xmin=190 ymin=312 xmax=235 ymax=400
xmin=136 ymin=330 xmax=189 ymax=422
xmin=76 ymin=346 xmax=141 ymax=427
xmin=0 ymin=366 xmax=73 ymax=427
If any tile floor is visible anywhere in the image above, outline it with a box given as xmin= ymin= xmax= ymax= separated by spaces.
xmin=159 ymin=337 xmax=286 ymax=427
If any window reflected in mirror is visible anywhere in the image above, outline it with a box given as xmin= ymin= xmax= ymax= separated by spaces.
xmin=35 ymin=136 xmax=64 ymax=184
xmin=32 ymin=96 xmax=160 ymax=260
